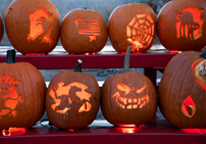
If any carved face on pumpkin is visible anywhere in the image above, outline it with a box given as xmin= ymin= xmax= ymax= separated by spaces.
xmin=0 ymin=74 xmax=23 ymax=119
xmin=111 ymin=82 xmax=149 ymax=109
xmin=49 ymin=82 xmax=92 ymax=114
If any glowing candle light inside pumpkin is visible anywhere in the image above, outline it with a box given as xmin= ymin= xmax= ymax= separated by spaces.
xmin=2 ymin=127 xmax=26 ymax=136
xmin=175 ymin=6 xmax=204 ymax=41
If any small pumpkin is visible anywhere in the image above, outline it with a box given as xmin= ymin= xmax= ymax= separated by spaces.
xmin=156 ymin=0 xmax=206 ymax=51
xmin=108 ymin=3 xmax=156 ymax=53
xmin=60 ymin=8 xmax=108 ymax=54
xmin=5 ymin=0 xmax=60 ymax=54
xmin=0 ymin=14 xmax=3 ymax=44
xmin=0 ymin=49 xmax=46 ymax=130
xmin=101 ymin=47 xmax=157 ymax=126
xmin=46 ymin=59 xmax=101 ymax=130
xmin=159 ymin=51 xmax=206 ymax=128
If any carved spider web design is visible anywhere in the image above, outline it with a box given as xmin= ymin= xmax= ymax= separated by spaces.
xmin=126 ymin=13 xmax=154 ymax=52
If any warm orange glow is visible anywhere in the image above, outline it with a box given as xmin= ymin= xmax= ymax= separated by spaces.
xmin=2 ymin=128 xmax=26 ymax=136
xmin=0 ymin=74 xmax=22 ymax=119
xmin=181 ymin=95 xmax=196 ymax=118
xmin=175 ymin=6 xmax=204 ymax=40
xmin=27 ymin=7 xmax=54 ymax=44
xmin=181 ymin=128 xmax=206 ymax=134
xmin=25 ymin=53 xmax=46 ymax=56
xmin=122 ymin=128 xmax=136 ymax=133
xmin=111 ymin=83 xmax=149 ymax=109
xmin=73 ymin=17 xmax=100 ymax=42
xmin=49 ymin=82 xmax=92 ymax=114
xmin=126 ymin=13 xmax=154 ymax=52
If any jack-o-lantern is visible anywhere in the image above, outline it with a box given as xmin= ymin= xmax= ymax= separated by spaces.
xmin=0 ymin=49 xmax=46 ymax=130
xmin=60 ymin=8 xmax=108 ymax=54
xmin=108 ymin=3 xmax=156 ymax=53
xmin=0 ymin=14 xmax=3 ymax=44
xmin=159 ymin=51 xmax=206 ymax=128
xmin=46 ymin=59 xmax=101 ymax=130
xmin=5 ymin=0 xmax=60 ymax=54
xmin=101 ymin=47 xmax=157 ymax=126
xmin=157 ymin=0 xmax=206 ymax=51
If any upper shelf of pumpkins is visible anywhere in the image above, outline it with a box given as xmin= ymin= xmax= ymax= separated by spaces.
xmin=0 ymin=0 xmax=205 ymax=55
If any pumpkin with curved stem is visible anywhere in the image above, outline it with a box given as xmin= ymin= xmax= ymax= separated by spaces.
xmin=46 ymin=59 xmax=101 ymax=130
xmin=5 ymin=0 xmax=60 ymax=54
xmin=101 ymin=47 xmax=157 ymax=126
xmin=159 ymin=51 xmax=206 ymax=128
xmin=108 ymin=3 xmax=156 ymax=53
xmin=0 ymin=49 xmax=46 ymax=130
xmin=60 ymin=8 xmax=108 ymax=54
xmin=0 ymin=14 xmax=3 ymax=44
xmin=157 ymin=0 xmax=206 ymax=51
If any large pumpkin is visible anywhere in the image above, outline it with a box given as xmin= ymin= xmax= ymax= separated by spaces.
xmin=5 ymin=0 xmax=60 ymax=54
xmin=0 ymin=14 xmax=3 ymax=44
xmin=159 ymin=51 xmax=206 ymax=128
xmin=108 ymin=3 xmax=156 ymax=53
xmin=46 ymin=60 xmax=101 ymax=130
xmin=60 ymin=8 xmax=108 ymax=54
xmin=157 ymin=0 xmax=206 ymax=51
xmin=101 ymin=47 xmax=157 ymax=126
xmin=0 ymin=49 xmax=46 ymax=130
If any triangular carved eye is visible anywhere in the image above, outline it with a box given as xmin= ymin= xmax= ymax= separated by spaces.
xmin=181 ymin=95 xmax=196 ymax=118
xmin=136 ymin=84 xmax=146 ymax=94
xmin=116 ymin=83 xmax=131 ymax=95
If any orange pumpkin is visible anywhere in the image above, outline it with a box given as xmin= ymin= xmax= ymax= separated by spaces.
xmin=157 ymin=0 xmax=206 ymax=51
xmin=108 ymin=3 xmax=156 ymax=53
xmin=0 ymin=14 xmax=3 ymax=44
xmin=101 ymin=47 xmax=157 ymax=126
xmin=0 ymin=49 xmax=46 ymax=130
xmin=5 ymin=0 xmax=60 ymax=54
xmin=159 ymin=51 xmax=206 ymax=128
xmin=46 ymin=59 xmax=101 ymax=130
xmin=60 ymin=8 xmax=108 ymax=54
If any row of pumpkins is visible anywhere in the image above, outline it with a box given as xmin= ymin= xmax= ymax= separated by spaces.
xmin=0 ymin=47 xmax=206 ymax=130
xmin=1 ymin=0 xmax=206 ymax=54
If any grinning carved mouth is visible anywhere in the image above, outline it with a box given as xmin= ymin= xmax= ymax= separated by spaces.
xmin=113 ymin=93 xmax=149 ymax=109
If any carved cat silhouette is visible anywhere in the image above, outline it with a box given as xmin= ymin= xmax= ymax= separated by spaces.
xmin=176 ymin=11 xmax=200 ymax=40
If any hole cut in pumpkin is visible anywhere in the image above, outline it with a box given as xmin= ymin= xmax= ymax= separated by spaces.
xmin=2 ymin=127 xmax=26 ymax=136
xmin=0 ymin=74 xmax=22 ymax=119
xmin=126 ymin=13 xmax=154 ymax=52
xmin=181 ymin=95 xmax=196 ymax=118
xmin=27 ymin=7 xmax=54 ymax=45
xmin=49 ymin=82 xmax=92 ymax=114
xmin=73 ymin=17 xmax=100 ymax=42
xmin=111 ymin=82 xmax=149 ymax=109
xmin=175 ymin=6 xmax=204 ymax=41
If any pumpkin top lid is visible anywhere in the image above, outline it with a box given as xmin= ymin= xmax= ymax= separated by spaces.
xmin=6 ymin=49 xmax=16 ymax=64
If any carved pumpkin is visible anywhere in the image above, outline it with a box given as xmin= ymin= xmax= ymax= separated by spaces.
xmin=0 ymin=14 xmax=3 ymax=44
xmin=159 ymin=51 xmax=206 ymax=128
xmin=46 ymin=60 xmax=101 ymax=130
xmin=60 ymin=8 xmax=108 ymax=54
xmin=0 ymin=49 xmax=46 ymax=130
xmin=108 ymin=3 xmax=156 ymax=53
xmin=5 ymin=0 xmax=60 ymax=54
xmin=101 ymin=47 xmax=157 ymax=126
xmin=157 ymin=0 xmax=206 ymax=51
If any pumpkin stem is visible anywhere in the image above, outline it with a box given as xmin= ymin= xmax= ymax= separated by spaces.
xmin=74 ymin=59 xmax=82 ymax=72
xmin=200 ymin=50 xmax=206 ymax=58
xmin=6 ymin=49 xmax=16 ymax=64
xmin=123 ymin=46 xmax=131 ymax=73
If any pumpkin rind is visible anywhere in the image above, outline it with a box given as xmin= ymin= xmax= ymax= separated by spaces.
xmin=156 ymin=0 xmax=206 ymax=51
xmin=0 ymin=62 xmax=46 ymax=130
xmin=60 ymin=8 xmax=108 ymax=54
xmin=101 ymin=72 xmax=157 ymax=126
xmin=5 ymin=0 xmax=60 ymax=54
xmin=0 ymin=14 xmax=3 ymax=44
xmin=108 ymin=3 xmax=156 ymax=53
xmin=46 ymin=70 xmax=101 ymax=130
xmin=158 ymin=51 xmax=206 ymax=128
